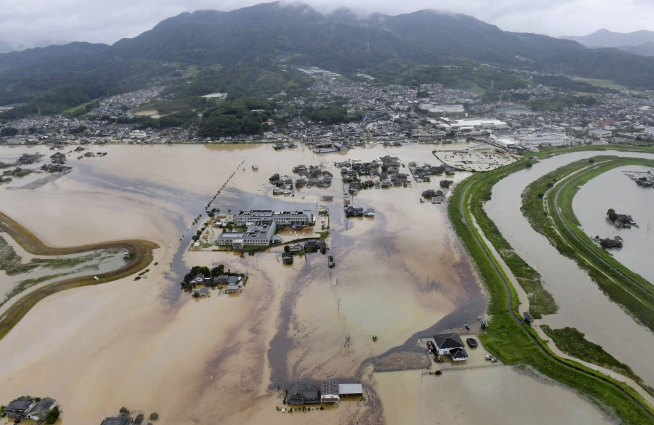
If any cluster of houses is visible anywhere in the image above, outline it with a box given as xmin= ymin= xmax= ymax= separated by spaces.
xmin=215 ymin=210 xmax=314 ymax=249
xmin=338 ymin=155 xmax=418 ymax=192
xmin=344 ymin=206 xmax=375 ymax=218
xmin=269 ymin=169 xmax=332 ymax=195
xmin=408 ymin=161 xmax=455 ymax=183
xmin=286 ymin=381 xmax=363 ymax=406
xmin=421 ymin=189 xmax=446 ymax=204
xmin=4 ymin=396 xmax=58 ymax=422
xmin=282 ymin=239 xmax=328 ymax=265
xmin=188 ymin=272 xmax=247 ymax=297
xmin=291 ymin=164 xmax=333 ymax=188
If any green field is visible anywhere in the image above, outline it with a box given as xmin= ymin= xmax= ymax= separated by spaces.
xmin=572 ymin=76 xmax=619 ymax=89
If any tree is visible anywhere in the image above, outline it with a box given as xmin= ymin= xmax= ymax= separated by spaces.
xmin=284 ymin=245 xmax=290 ymax=253
xmin=149 ymin=412 xmax=159 ymax=421
xmin=1 ymin=127 xmax=19 ymax=137
xmin=607 ymin=208 xmax=617 ymax=221
xmin=119 ymin=407 xmax=130 ymax=415
xmin=45 ymin=405 xmax=60 ymax=424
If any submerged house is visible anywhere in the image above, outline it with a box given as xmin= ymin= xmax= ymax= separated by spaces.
xmin=27 ymin=397 xmax=57 ymax=422
xmin=601 ymin=236 xmax=623 ymax=248
xmin=287 ymin=383 xmax=321 ymax=405
xmin=5 ymin=398 xmax=35 ymax=418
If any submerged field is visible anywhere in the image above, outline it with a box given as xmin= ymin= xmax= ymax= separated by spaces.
xmin=0 ymin=143 xmax=632 ymax=424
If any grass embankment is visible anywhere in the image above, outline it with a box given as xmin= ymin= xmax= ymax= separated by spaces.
xmin=0 ymin=211 xmax=159 ymax=341
xmin=459 ymin=157 xmax=557 ymax=318
xmin=531 ymin=144 xmax=654 ymax=160
xmin=541 ymin=326 xmax=654 ymax=394
xmin=522 ymin=157 xmax=654 ymax=333
xmin=449 ymin=163 xmax=654 ymax=424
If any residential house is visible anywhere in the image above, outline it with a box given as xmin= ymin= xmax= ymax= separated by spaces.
xmin=5 ymin=398 xmax=35 ymax=418
xmin=27 ymin=397 xmax=57 ymax=422
xmin=433 ymin=333 xmax=469 ymax=361
xmin=286 ymin=383 xmax=321 ymax=405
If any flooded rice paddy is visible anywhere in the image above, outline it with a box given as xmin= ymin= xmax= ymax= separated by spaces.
xmin=0 ymin=143 xmax=619 ymax=424
xmin=573 ymin=165 xmax=654 ymax=284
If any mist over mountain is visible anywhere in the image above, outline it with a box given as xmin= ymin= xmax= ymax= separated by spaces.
xmin=2 ymin=2 xmax=654 ymax=117
xmin=564 ymin=28 xmax=654 ymax=48
xmin=563 ymin=29 xmax=654 ymax=57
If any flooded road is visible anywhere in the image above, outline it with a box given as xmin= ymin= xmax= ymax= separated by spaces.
xmin=0 ymin=143 xmax=623 ymax=424
xmin=486 ymin=151 xmax=654 ymax=387
xmin=573 ymin=165 xmax=654 ymax=284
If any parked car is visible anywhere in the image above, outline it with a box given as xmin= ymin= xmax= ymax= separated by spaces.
xmin=466 ymin=337 xmax=478 ymax=348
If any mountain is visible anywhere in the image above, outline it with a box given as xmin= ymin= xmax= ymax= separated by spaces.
xmin=618 ymin=42 xmax=654 ymax=57
xmin=3 ymin=2 xmax=654 ymax=117
xmin=564 ymin=28 xmax=654 ymax=48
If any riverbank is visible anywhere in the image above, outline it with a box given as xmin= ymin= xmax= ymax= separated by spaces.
xmin=449 ymin=153 xmax=654 ymax=423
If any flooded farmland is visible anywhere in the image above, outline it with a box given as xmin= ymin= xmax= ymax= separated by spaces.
xmin=486 ymin=151 xmax=654 ymax=387
xmin=573 ymin=165 xmax=654 ymax=284
xmin=0 ymin=143 xmax=621 ymax=424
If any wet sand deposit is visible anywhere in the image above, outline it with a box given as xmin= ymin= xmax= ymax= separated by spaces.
xmin=0 ymin=144 xmax=616 ymax=424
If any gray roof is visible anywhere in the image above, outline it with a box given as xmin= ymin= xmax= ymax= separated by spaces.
xmin=102 ymin=416 xmax=132 ymax=425
xmin=433 ymin=333 xmax=465 ymax=350
xmin=6 ymin=398 xmax=34 ymax=411
xmin=29 ymin=397 xmax=56 ymax=415
xmin=339 ymin=383 xmax=363 ymax=395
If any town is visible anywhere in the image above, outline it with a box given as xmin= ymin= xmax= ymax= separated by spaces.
xmin=2 ymin=65 xmax=654 ymax=153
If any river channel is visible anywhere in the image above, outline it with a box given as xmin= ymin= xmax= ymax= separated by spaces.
xmin=486 ymin=150 xmax=654 ymax=387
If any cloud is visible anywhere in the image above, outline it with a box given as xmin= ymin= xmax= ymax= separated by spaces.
xmin=0 ymin=0 xmax=653 ymax=48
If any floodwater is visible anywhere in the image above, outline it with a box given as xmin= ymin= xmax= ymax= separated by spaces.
xmin=573 ymin=165 xmax=654 ymax=284
xmin=486 ymin=150 xmax=654 ymax=387
xmin=0 ymin=143 xmax=619 ymax=424
xmin=0 ymin=233 xmax=125 ymax=308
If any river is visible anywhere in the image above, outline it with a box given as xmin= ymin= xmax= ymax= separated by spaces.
xmin=486 ymin=150 xmax=654 ymax=387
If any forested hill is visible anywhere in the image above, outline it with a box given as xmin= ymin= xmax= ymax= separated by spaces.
xmin=2 ymin=1 xmax=654 ymax=116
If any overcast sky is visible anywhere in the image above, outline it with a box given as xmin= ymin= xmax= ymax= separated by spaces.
xmin=1 ymin=0 xmax=654 ymax=48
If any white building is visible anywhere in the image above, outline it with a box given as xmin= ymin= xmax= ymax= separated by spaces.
xmin=233 ymin=210 xmax=314 ymax=227
xmin=215 ymin=221 xmax=278 ymax=248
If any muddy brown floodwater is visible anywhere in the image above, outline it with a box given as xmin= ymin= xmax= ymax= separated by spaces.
xmin=0 ymin=143 xmax=617 ymax=424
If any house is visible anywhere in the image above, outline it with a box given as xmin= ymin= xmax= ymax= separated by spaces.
xmin=601 ymin=236 xmax=623 ymax=248
xmin=286 ymin=383 xmax=321 ymax=405
xmin=321 ymin=380 xmax=339 ymax=404
xmin=194 ymin=288 xmax=210 ymax=297
xmin=27 ymin=397 xmax=57 ymax=421
xmin=433 ymin=333 xmax=469 ymax=361
xmin=102 ymin=416 xmax=133 ymax=425
xmin=226 ymin=284 xmax=241 ymax=294
xmin=5 ymin=398 xmax=35 ymax=418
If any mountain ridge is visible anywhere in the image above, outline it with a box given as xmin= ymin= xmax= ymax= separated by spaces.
xmin=2 ymin=2 xmax=654 ymax=117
